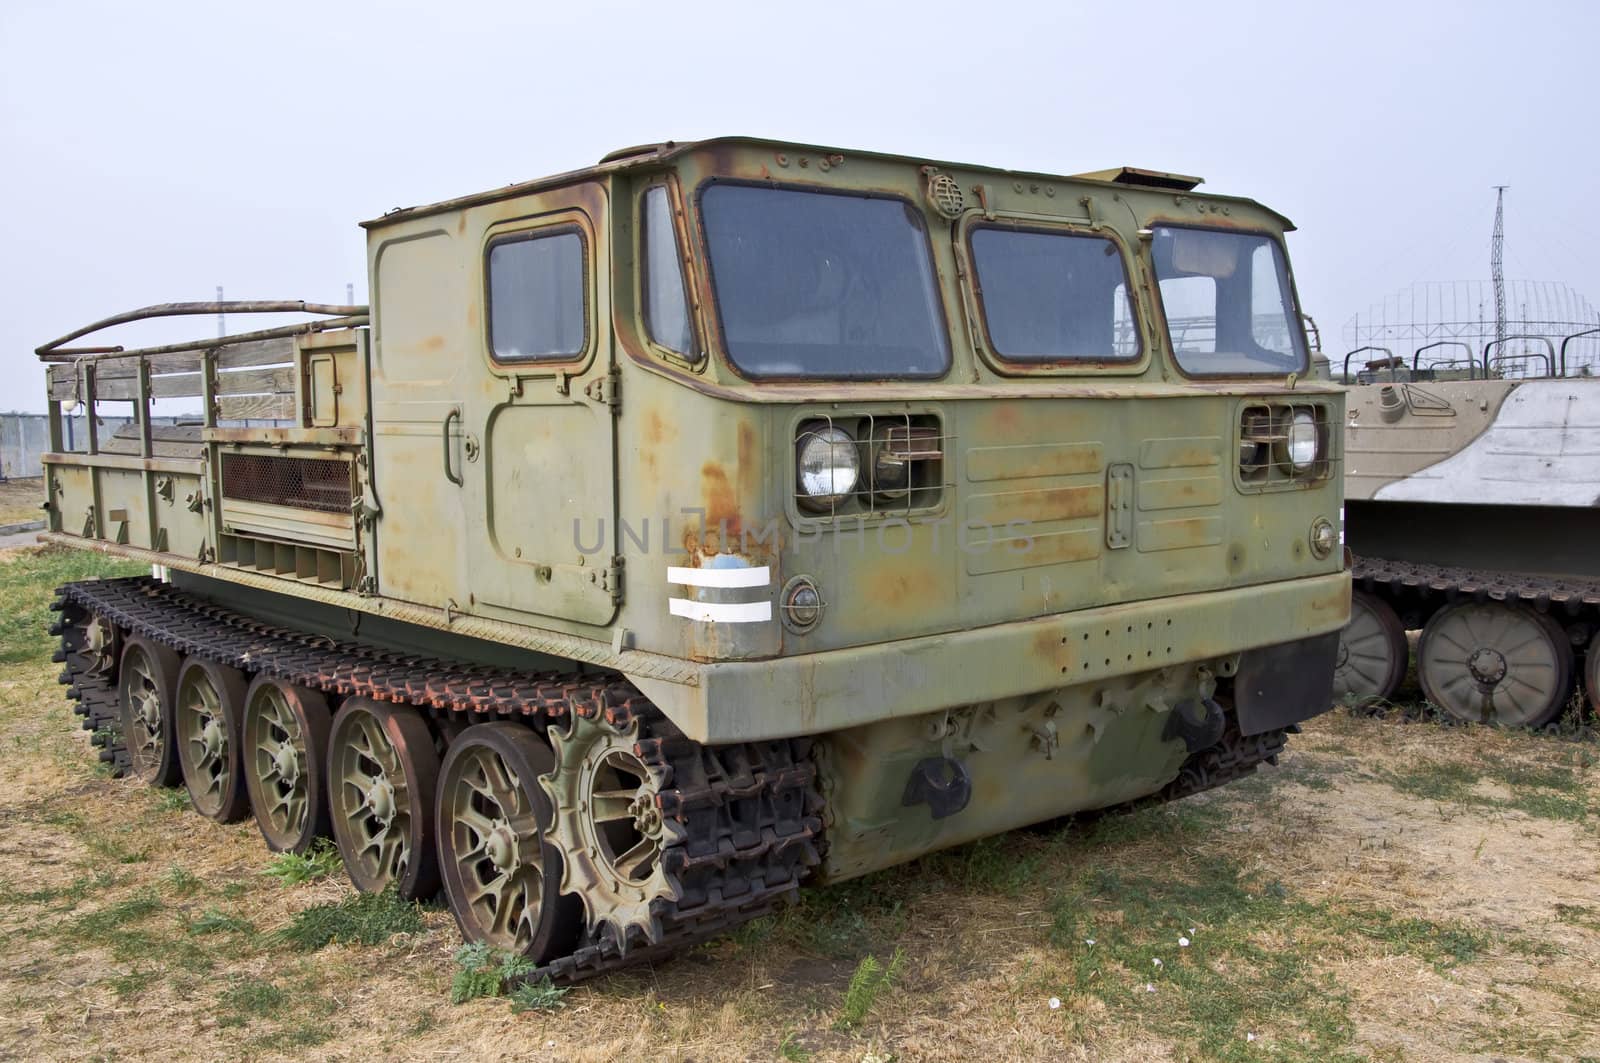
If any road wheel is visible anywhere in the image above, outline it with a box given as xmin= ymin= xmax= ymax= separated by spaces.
xmin=243 ymin=677 xmax=332 ymax=853
xmin=119 ymin=637 xmax=181 ymax=787
xmin=1418 ymin=602 xmax=1574 ymax=727
xmin=327 ymin=697 xmax=440 ymax=899
xmin=175 ymin=658 xmax=251 ymax=822
xmin=1334 ymin=590 xmax=1409 ymax=706
xmin=1584 ymin=639 xmax=1600 ymax=714
xmin=436 ymin=723 xmax=582 ymax=962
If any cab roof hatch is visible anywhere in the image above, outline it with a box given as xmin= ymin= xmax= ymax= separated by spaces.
xmin=1071 ymin=166 xmax=1204 ymax=192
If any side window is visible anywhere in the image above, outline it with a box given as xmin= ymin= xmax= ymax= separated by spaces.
xmin=642 ymin=187 xmax=692 ymax=355
xmin=487 ymin=229 xmax=586 ymax=362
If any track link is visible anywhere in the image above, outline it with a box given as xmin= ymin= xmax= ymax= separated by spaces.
xmin=1352 ymin=556 xmax=1600 ymax=619
xmin=52 ymin=576 xmax=821 ymax=984
xmin=1155 ymin=719 xmax=1289 ymax=803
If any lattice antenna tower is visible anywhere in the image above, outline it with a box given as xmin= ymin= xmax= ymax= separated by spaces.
xmin=1491 ymin=186 xmax=1508 ymax=349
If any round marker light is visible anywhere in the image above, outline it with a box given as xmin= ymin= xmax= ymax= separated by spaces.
xmin=796 ymin=425 xmax=859 ymax=509
xmin=1310 ymin=517 xmax=1336 ymax=559
xmin=781 ymin=576 xmax=823 ymax=632
xmin=1287 ymin=410 xmax=1319 ymax=472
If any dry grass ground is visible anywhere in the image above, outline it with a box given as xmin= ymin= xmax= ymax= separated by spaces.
xmin=0 ymin=478 xmax=45 ymax=526
xmin=1 ymin=544 xmax=1598 ymax=1062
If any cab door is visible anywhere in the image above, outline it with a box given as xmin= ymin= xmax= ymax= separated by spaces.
xmin=461 ymin=184 xmax=619 ymax=627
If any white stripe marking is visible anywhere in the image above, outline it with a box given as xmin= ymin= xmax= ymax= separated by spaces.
xmin=669 ymin=598 xmax=773 ymax=623
xmin=667 ymin=565 xmax=771 ymax=589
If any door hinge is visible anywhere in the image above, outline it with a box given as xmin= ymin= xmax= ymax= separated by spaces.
xmin=596 ymin=555 xmax=625 ymax=604
xmin=583 ymin=368 xmax=621 ymax=413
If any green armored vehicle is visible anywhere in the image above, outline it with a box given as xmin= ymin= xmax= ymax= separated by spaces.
xmin=36 ymin=138 xmax=1348 ymax=980
xmin=1333 ymin=343 xmax=1600 ymax=724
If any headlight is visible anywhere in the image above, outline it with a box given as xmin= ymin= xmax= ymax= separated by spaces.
xmin=1287 ymin=410 xmax=1318 ymax=471
xmin=797 ymin=424 xmax=860 ymax=509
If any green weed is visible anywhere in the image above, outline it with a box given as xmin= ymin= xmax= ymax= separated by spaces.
xmin=509 ymin=977 xmax=570 ymax=1012
xmin=154 ymin=788 xmax=192 ymax=813
xmin=262 ymin=839 xmax=343 ymax=886
xmin=187 ymin=908 xmax=255 ymax=936
xmin=450 ymin=942 xmax=541 ymax=1004
xmin=836 ymin=947 xmax=905 ymax=1029
xmin=276 ymin=888 xmax=422 ymax=950
xmin=164 ymin=866 xmax=202 ymax=896
xmin=218 ymin=979 xmax=287 ymax=1026
xmin=778 ymin=1032 xmax=812 ymax=1061
xmin=72 ymin=894 xmax=163 ymax=938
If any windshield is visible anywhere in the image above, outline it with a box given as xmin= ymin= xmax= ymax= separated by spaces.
xmin=699 ymin=183 xmax=950 ymax=379
xmin=1151 ymin=226 xmax=1306 ymax=376
xmin=969 ymin=226 xmax=1140 ymax=363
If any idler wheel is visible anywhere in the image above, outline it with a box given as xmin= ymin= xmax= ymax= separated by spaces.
xmin=1334 ymin=590 xmax=1410 ymax=706
xmin=327 ymin=697 xmax=440 ymax=899
xmin=118 ymin=636 xmax=182 ymax=787
xmin=242 ymin=677 xmax=332 ymax=853
xmin=436 ymin=723 xmax=582 ymax=961
xmin=1418 ymin=602 xmax=1573 ymax=727
xmin=175 ymin=658 xmax=251 ymax=822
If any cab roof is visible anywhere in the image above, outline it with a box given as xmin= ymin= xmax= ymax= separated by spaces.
xmin=361 ymin=136 xmax=1290 ymax=231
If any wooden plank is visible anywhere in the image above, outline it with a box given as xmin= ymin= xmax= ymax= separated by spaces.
xmin=99 ymin=434 xmax=204 ymax=459
xmin=41 ymin=451 xmax=201 ymax=474
xmin=217 ymin=366 xmax=295 ymax=395
xmin=216 ymin=338 xmax=296 ymax=370
xmin=50 ymin=364 xmax=296 ymax=401
xmin=218 ymin=393 xmax=295 ymax=421
xmin=206 ymin=426 xmax=362 ymax=447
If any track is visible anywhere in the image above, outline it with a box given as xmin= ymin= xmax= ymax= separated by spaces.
xmin=1352 ymin=556 xmax=1600 ymax=619
xmin=52 ymin=576 xmax=822 ymax=984
xmin=53 ymin=576 xmax=1294 ymax=983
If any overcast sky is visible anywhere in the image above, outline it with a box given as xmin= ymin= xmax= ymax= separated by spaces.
xmin=3 ymin=0 xmax=1596 ymax=412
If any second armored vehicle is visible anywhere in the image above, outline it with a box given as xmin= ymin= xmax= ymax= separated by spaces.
xmin=1334 ymin=345 xmax=1600 ymax=724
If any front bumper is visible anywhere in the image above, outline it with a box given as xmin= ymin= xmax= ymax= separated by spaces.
xmin=631 ymin=569 xmax=1352 ymax=742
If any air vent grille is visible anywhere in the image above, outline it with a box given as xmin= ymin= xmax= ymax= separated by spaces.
xmin=221 ymin=454 xmax=353 ymax=514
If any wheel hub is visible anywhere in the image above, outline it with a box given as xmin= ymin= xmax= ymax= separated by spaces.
xmin=484 ymin=820 xmax=520 ymax=874
xmin=1335 ymin=640 xmax=1350 ymax=669
xmin=200 ymin=717 xmax=224 ymax=760
xmin=273 ymin=743 xmax=301 ymax=787
xmin=629 ymin=793 xmax=662 ymax=836
xmin=139 ymin=694 xmax=162 ymax=733
xmin=368 ymin=777 xmax=396 ymax=823
xmin=1468 ymin=647 xmax=1508 ymax=686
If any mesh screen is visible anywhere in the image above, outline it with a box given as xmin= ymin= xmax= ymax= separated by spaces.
xmin=221 ymin=454 xmax=352 ymax=513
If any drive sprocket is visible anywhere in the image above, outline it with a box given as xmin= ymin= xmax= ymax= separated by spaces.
xmin=541 ymin=710 xmax=683 ymax=947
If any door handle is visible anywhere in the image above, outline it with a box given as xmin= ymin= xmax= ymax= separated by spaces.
xmin=442 ymin=407 xmax=463 ymax=486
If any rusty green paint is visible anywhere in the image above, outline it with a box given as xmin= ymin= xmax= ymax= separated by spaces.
xmin=38 ymin=136 xmax=1347 ymax=879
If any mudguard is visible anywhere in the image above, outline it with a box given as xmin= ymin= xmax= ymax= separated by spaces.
xmin=1233 ymin=632 xmax=1340 ymax=736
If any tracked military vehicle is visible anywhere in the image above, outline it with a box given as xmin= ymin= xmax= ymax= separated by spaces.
xmin=1334 ymin=342 xmax=1600 ymax=724
xmin=37 ymin=138 xmax=1348 ymax=981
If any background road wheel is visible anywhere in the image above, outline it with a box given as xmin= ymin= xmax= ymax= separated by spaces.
xmin=1585 ymin=640 xmax=1600 ymax=714
xmin=1334 ymin=590 xmax=1410 ymax=706
xmin=436 ymin=723 xmax=582 ymax=962
xmin=243 ymin=677 xmax=332 ymax=853
xmin=1418 ymin=602 xmax=1574 ymax=728
xmin=327 ymin=697 xmax=440 ymax=899
xmin=175 ymin=659 xmax=251 ymax=822
xmin=119 ymin=637 xmax=182 ymax=787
